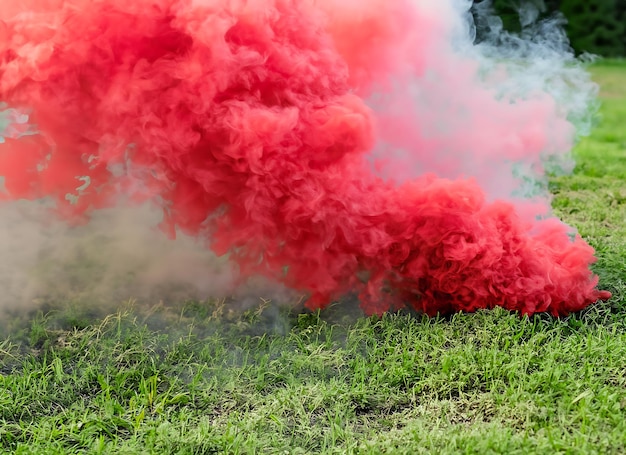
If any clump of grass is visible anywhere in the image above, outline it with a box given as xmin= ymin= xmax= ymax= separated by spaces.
xmin=2 ymin=306 xmax=626 ymax=453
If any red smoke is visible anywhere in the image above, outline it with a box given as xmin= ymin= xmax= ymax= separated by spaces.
xmin=0 ymin=0 xmax=610 ymax=316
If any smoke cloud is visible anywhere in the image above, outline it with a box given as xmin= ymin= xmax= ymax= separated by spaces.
xmin=0 ymin=200 xmax=240 ymax=314
xmin=0 ymin=0 xmax=610 ymax=317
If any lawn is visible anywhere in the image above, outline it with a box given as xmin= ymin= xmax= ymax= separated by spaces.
xmin=1 ymin=60 xmax=626 ymax=454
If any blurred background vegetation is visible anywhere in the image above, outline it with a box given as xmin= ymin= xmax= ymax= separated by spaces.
xmin=471 ymin=0 xmax=626 ymax=57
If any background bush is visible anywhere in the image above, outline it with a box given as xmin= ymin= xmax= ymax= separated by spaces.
xmin=472 ymin=0 xmax=626 ymax=57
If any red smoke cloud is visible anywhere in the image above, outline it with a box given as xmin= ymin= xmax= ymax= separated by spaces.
xmin=0 ymin=0 xmax=610 ymax=316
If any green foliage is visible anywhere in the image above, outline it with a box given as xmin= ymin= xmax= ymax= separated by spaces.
xmin=493 ymin=0 xmax=557 ymax=32
xmin=472 ymin=0 xmax=626 ymax=56
xmin=560 ymin=0 xmax=626 ymax=56
xmin=472 ymin=0 xmax=561 ymax=37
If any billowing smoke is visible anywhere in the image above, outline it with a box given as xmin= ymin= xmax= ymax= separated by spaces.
xmin=0 ymin=0 xmax=610 ymax=317
xmin=0 ymin=201 xmax=240 ymax=312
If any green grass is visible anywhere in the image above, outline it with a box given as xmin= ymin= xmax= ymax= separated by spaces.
xmin=551 ymin=58 xmax=626 ymax=297
xmin=1 ymin=59 xmax=626 ymax=454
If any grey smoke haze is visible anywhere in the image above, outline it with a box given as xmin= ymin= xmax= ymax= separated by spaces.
xmin=0 ymin=200 xmax=299 ymax=318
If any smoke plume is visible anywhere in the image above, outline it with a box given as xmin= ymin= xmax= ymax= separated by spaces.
xmin=0 ymin=0 xmax=610 ymax=317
